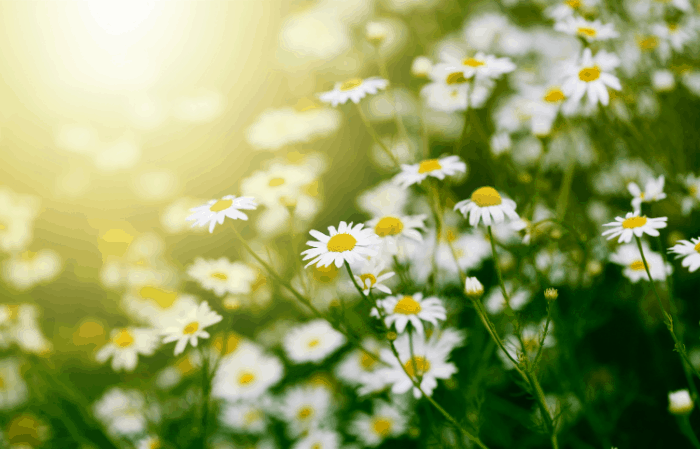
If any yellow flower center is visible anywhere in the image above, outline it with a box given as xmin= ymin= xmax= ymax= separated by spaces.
xmin=210 ymin=199 xmax=233 ymax=212
xmin=359 ymin=273 xmax=377 ymax=287
xmin=340 ymin=78 xmax=363 ymax=91
xmin=629 ymin=260 xmax=646 ymax=271
xmin=297 ymin=406 xmax=314 ymax=420
xmin=637 ymin=36 xmax=658 ymax=50
xmin=403 ymin=356 xmax=431 ymax=378
xmin=113 ymin=329 xmax=135 ymax=348
xmin=238 ymin=371 xmax=256 ymax=385
xmin=7 ymin=305 xmax=19 ymax=321
xmin=543 ymin=88 xmax=565 ymax=103
xmin=523 ymin=336 xmax=539 ymax=353
xmin=471 ymin=186 xmax=502 ymax=207
xmin=577 ymin=27 xmax=597 ymax=37
xmin=374 ymin=216 xmax=404 ymax=237
xmin=139 ymin=286 xmax=179 ymax=309
xmin=244 ymin=410 xmax=262 ymax=425
xmin=418 ymin=159 xmax=442 ymax=174
xmin=308 ymin=338 xmax=320 ymax=348
xmin=621 ymin=216 xmax=648 ymax=229
xmin=441 ymin=228 xmax=458 ymax=242
xmin=268 ymin=177 xmax=285 ymax=187
xmin=565 ymin=0 xmax=580 ymax=7
xmin=393 ymin=295 xmax=422 ymax=315
xmin=690 ymin=185 xmax=698 ymax=196
xmin=150 ymin=439 xmax=162 ymax=449
xmin=326 ymin=233 xmax=357 ymax=252
xmin=695 ymin=242 xmax=700 ymax=253
xmin=213 ymin=333 xmax=241 ymax=355
xmin=462 ymin=57 xmax=485 ymax=67
xmin=372 ymin=417 xmax=393 ymax=437
xmin=183 ymin=321 xmax=199 ymax=335
xmin=445 ymin=72 xmax=467 ymax=85
xmin=359 ymin=352 xmax=378 ymax=371
xmin=312 ymin=264 xmax=339 ymax=283
xmin=668 ymin=23 xmax=679 ymax=32
xmin=0 ymin=374 xmax=5 ymax=390
xmin=175 ymin=355 xmax=195 ymax=374
xmin=211 ymin=272 xmax=228 ymax=281
xmin=578 ymin=66 xmax=601 ymax=82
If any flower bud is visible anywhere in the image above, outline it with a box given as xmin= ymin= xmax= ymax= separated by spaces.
xmin=465 ymin=277 xmax=484 ymax=298
xmin=544 ymin=288 xmax=558 ymax=301
xmin=386 ymin=331 xmax=397 ymax=341
xmin=411 ymin=56 xmax=432 ymax=78
xmin=365 ymin=21 xmax=389 ymax=46
xmin=668 ymin=389 xmax=694 ymax=415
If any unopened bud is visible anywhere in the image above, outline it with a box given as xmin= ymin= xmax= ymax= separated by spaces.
xmin=386 ymin=331 xmax=397 ymax=341
xmin=544 ymin=288 xmax=558 ymax=301
xmin=465 ymin=277 xmax=484 ymax=298
xmin=365 ymin=21 xmax=389 ymax=46
xmin=668 ymin=389 xmax=694 ymax=415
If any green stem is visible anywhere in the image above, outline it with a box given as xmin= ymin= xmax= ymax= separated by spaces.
xmin=678 ymin=415 xmax=700 ymax=449
xmin=374 ymin=46 xmax=411 ymax=156
xmin=355 ymin=103 xmax=401 ymax=168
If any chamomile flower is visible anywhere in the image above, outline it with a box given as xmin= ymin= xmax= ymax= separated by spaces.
xmin=137 ymin=436 xmax=162 ymax=449
xmin=562 ymin=48 xmax=621 ymax=107
xmin=371 ymin=293 xmax=446 ymax=335
xmin=668 ymin=238 xmax=700 ymax=272
xmin=187 ymin=257 xmax=258 ymax=297
xmin=319 ymin=77 xmax=389 ymax=107
xmin=351 ymin=258 xmax=395 ymax=295
xmin=454 ymin=186 xmax=519 ymax=226
xmin=283 ymin=319 xmax=346 ymax=364
xmin=335 ymin=338 xmax=388 ymax=395
xmin=610 ymin=243 xmax=671 ymax=283
xmin=93 ymin=388 xmax=152 ymax=436
xmin=212 ymin=344 xmax=284 ymax=401
xmin=546 ymin=0 xmax=600 ymax=21
xmin=366 ymin=214 xmax=427 ymax=255
xmin=349 ymin=401 xmax=409 ymax=447
xmin=554 ymin=16 xmax=618 ymax=42
xmin=96 ymin=327 xmax=159 ymax=372
xmin=393 ymin=156 xmax=467 ymax=189
xmin=220 ymin=399 xmax=270 ymax=434
xmin=161 ymin=301 xmax=222 ymax=356
xmin=277 ymin=385 xmax=335 ymax=437
xmin=292 ymin=429 xmax=341 ymax=449
xmin=186 ymin=195 xmax=258 ymax=233
xmin=442 ymin=52 xmax=516 ymax=82
xmin=0 ymin=358 xmax=28 ymax=410
xmin=628 ymin=175 xmax=666 ymax=213
xmin=680 ymin=173 xmax=700 ymax=215
xmin=302 ymin=221 xmax=380 ymax=268
xmin=601 ymin=211 xmax=667 ymax=243
xmin=1 ymin=249 xmax=62 ymax=291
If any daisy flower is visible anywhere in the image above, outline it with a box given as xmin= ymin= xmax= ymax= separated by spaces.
xmin=96 ymin=327 xmax=160 ymax=372
xmin=301 ymin=221 xmax=380 ymax=268
xmin=277 ymin=385 xmax=335 ymax=437
xmin=441 ymin=52 xmax=516 ymax=82
xmin=420 ymin=80 xmax=470 ymax=112
xmin=680 ymin=173 xmax=700 ymax=215
xmin=161 ymin=301 xmax=223 ymax=356
xmin=283 ymin=319 xmax=346 ymax=364
xmin=393 ymin=156 xmax=467 ymax=189
xmin=292 ymin=429 xmax=341 ymax=449
xmin=349 ymin=401 xmax=409 ymax=447
xmin=212 ymin=343 xmax=284 ymax=401
xmin=93 ymin=388 xmax=153 ymax=436
xmin=546 ymin=0 xmax=600 ymax=21
xmin=136 ymin=436 xmax=162 ymax=449
xmin=187 ymin=257 xmax=258 ymax=297
xmin=365 ymin=214 xmax=427 ymax=255
xmin=668 ymin=238 xmax=700 ymax=272
xmin=554 ymin=16 xmax=618 ymax=42
xmin=351 ymin=258 xmax=395 ymax=295
xmin=220 ymin=399 xmax=270 ymax=434
xmin=562 ymin=48 xmax=621 ymax=107
xmin=628 ymin=175 xmax=666 ymax=213
xmin=454 ymin=186 xmax=519 ymax=227
xmin=335 ymin=338 xmax=388 ymax=395
xmin=601 ymin=211 xmax=667 ymax=243
xmin=0 ymin=358 xmax=28 ymax=410
xmin=319 ymin=77 xmax=389 ymax=107
xmin=610 ymin=243 xmax=671 ymax=283
xmin=240 ymin=162 xmax=317 ymax=208
xmin=1 ymin=249 xmax=62 ymax=291
xmin=371 ymin=293 xmax=446 ymax=335
xmin=378 ymin=328 xmax=465 ymax=398
xmin=186 ymin=195 xmax=257 ymax=233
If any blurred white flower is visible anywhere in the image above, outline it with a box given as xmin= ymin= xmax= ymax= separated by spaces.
xmin=96 ymin=327 xmax=159 ymax=372
xmin=668 ymin=237 xmax=700 ymax=273
xmin=0 ymin=358 xmax=28 ymax=410
xmin=411 ymin=56 xmax=433 ymax=77
xmin=335 ymin=337 xmax=387 ymax=395
xmin=186 ymin=195 xmax=257 ymax=233
xmin=393 ymin=156 xmax=467 ymax=189
xmin=283 ymin=319 xmax=346 ymax=364
xmin=554 ymin=16 xmax=618 ymax=41
xmin=668 ymin=389 xmax=694 ymax=415
xmin=93 ymin=388 xmax=156 ymax=436
xmin=172 ymin=89 xmax=225 ymax=123
xmin=277 ymin=385 xmax=335 ymax=437
xmin=212 ymin=343 xmax=284 ymax=401
xmin=628 ymin=175 xmax=666 ymax=213
xmin=349 ymin=401 xmax=409 ymax=447
xmin=187 ymin=257 xmax=257 ymax=297
xmin=651 ymin=70 xmax=675 ymax=92
xmin=1 ymin=250 xmax=62 ymax=291
xmin=610 ymin=242 xmax=671 ymax=283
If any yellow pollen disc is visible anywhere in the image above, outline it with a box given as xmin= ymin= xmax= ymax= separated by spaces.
xmin=340 ymin=78 xmax=363 ymax=91
xmin=175 ymin=356 xmax=195 ymax=374
xmin=359 ymin=273 xmax=377 ymax=286
xmin=0 ymin=375 xmax=5 ymax=390
xmin=0 ymin=223 xmax=5 ymax=230
xmin=374 ymin=216 xmax=404 ymax=237
xmin=150 ymin=440 xmax=162 ymax=449
xmin=668 ymin=23 xmax=679 ymax=32
xmin=372 ymin=418 xmax=393 ymax=437
xmin=326 ymin=233 xmax=357 ymax=252
xmin=577 ymin=27 xmax=597 ymax=37
xmin=78 ymin=321 xmax=104 ymax=339
xmin=445 ymin=72 xmax=467 ymax=85
xmin=139 ymin=286 xmax=179 ymax=309
xmin=565 ymin=0 xmax=580 ymax=7
xmin=578 ymin=66 xmax=601 ymax=82
xmin=690 ymin=186 xmax=698 ymax=195
xmin=360 ymin=352 xmax=378 ymax=370
xmin=462 ymin=57 xmax=485 ymax=67
xmin=297 ymin=406 xmax=314 ymax=420
xmin=308 ymin=338 xmax=320 ymax=348
xmin=418 ymin=159 xmax=442 ymax=174
xmin=244 ymin=410 xmax=262 ymax=424
xmin=113 ymin=329 xmax=135 ymax=348
xmin=268 ymin=177 xmax=285 ymax=187
xmin=393 ymin=295 xmax=422 ymax=315
xmin=312 ymin=264 xmax=339 ymax=283
xmin=238 ymin=372 xmax=256 ymax=385
xmin=7 ymin=305 xmax=19 ymax=320
xmin=404 ymin=356 xmax=431 ymax=378
xmin=211 ymin=272 xmax=228 ymax=281
xmin=695 ymin=242 xmax=700 ymax=253
xmin=442 ymin=228 xmax=457 ymax=242
xmin=621 ymin=216 xmax=648 ymax=229
xmin=210 ymin=199 xmax=233 ymax=212
xmin=471 ymin=186 xmax=502 ymax=207
xmin=630 ymin=260 xmax=646 ymax=271
xmin=543 ymin=88 xmax=565 ymax=103
xmin=637 ymin=36 xmax=658 ymax=50
xmin=183 ymin=321 xmax=199 ymax=335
